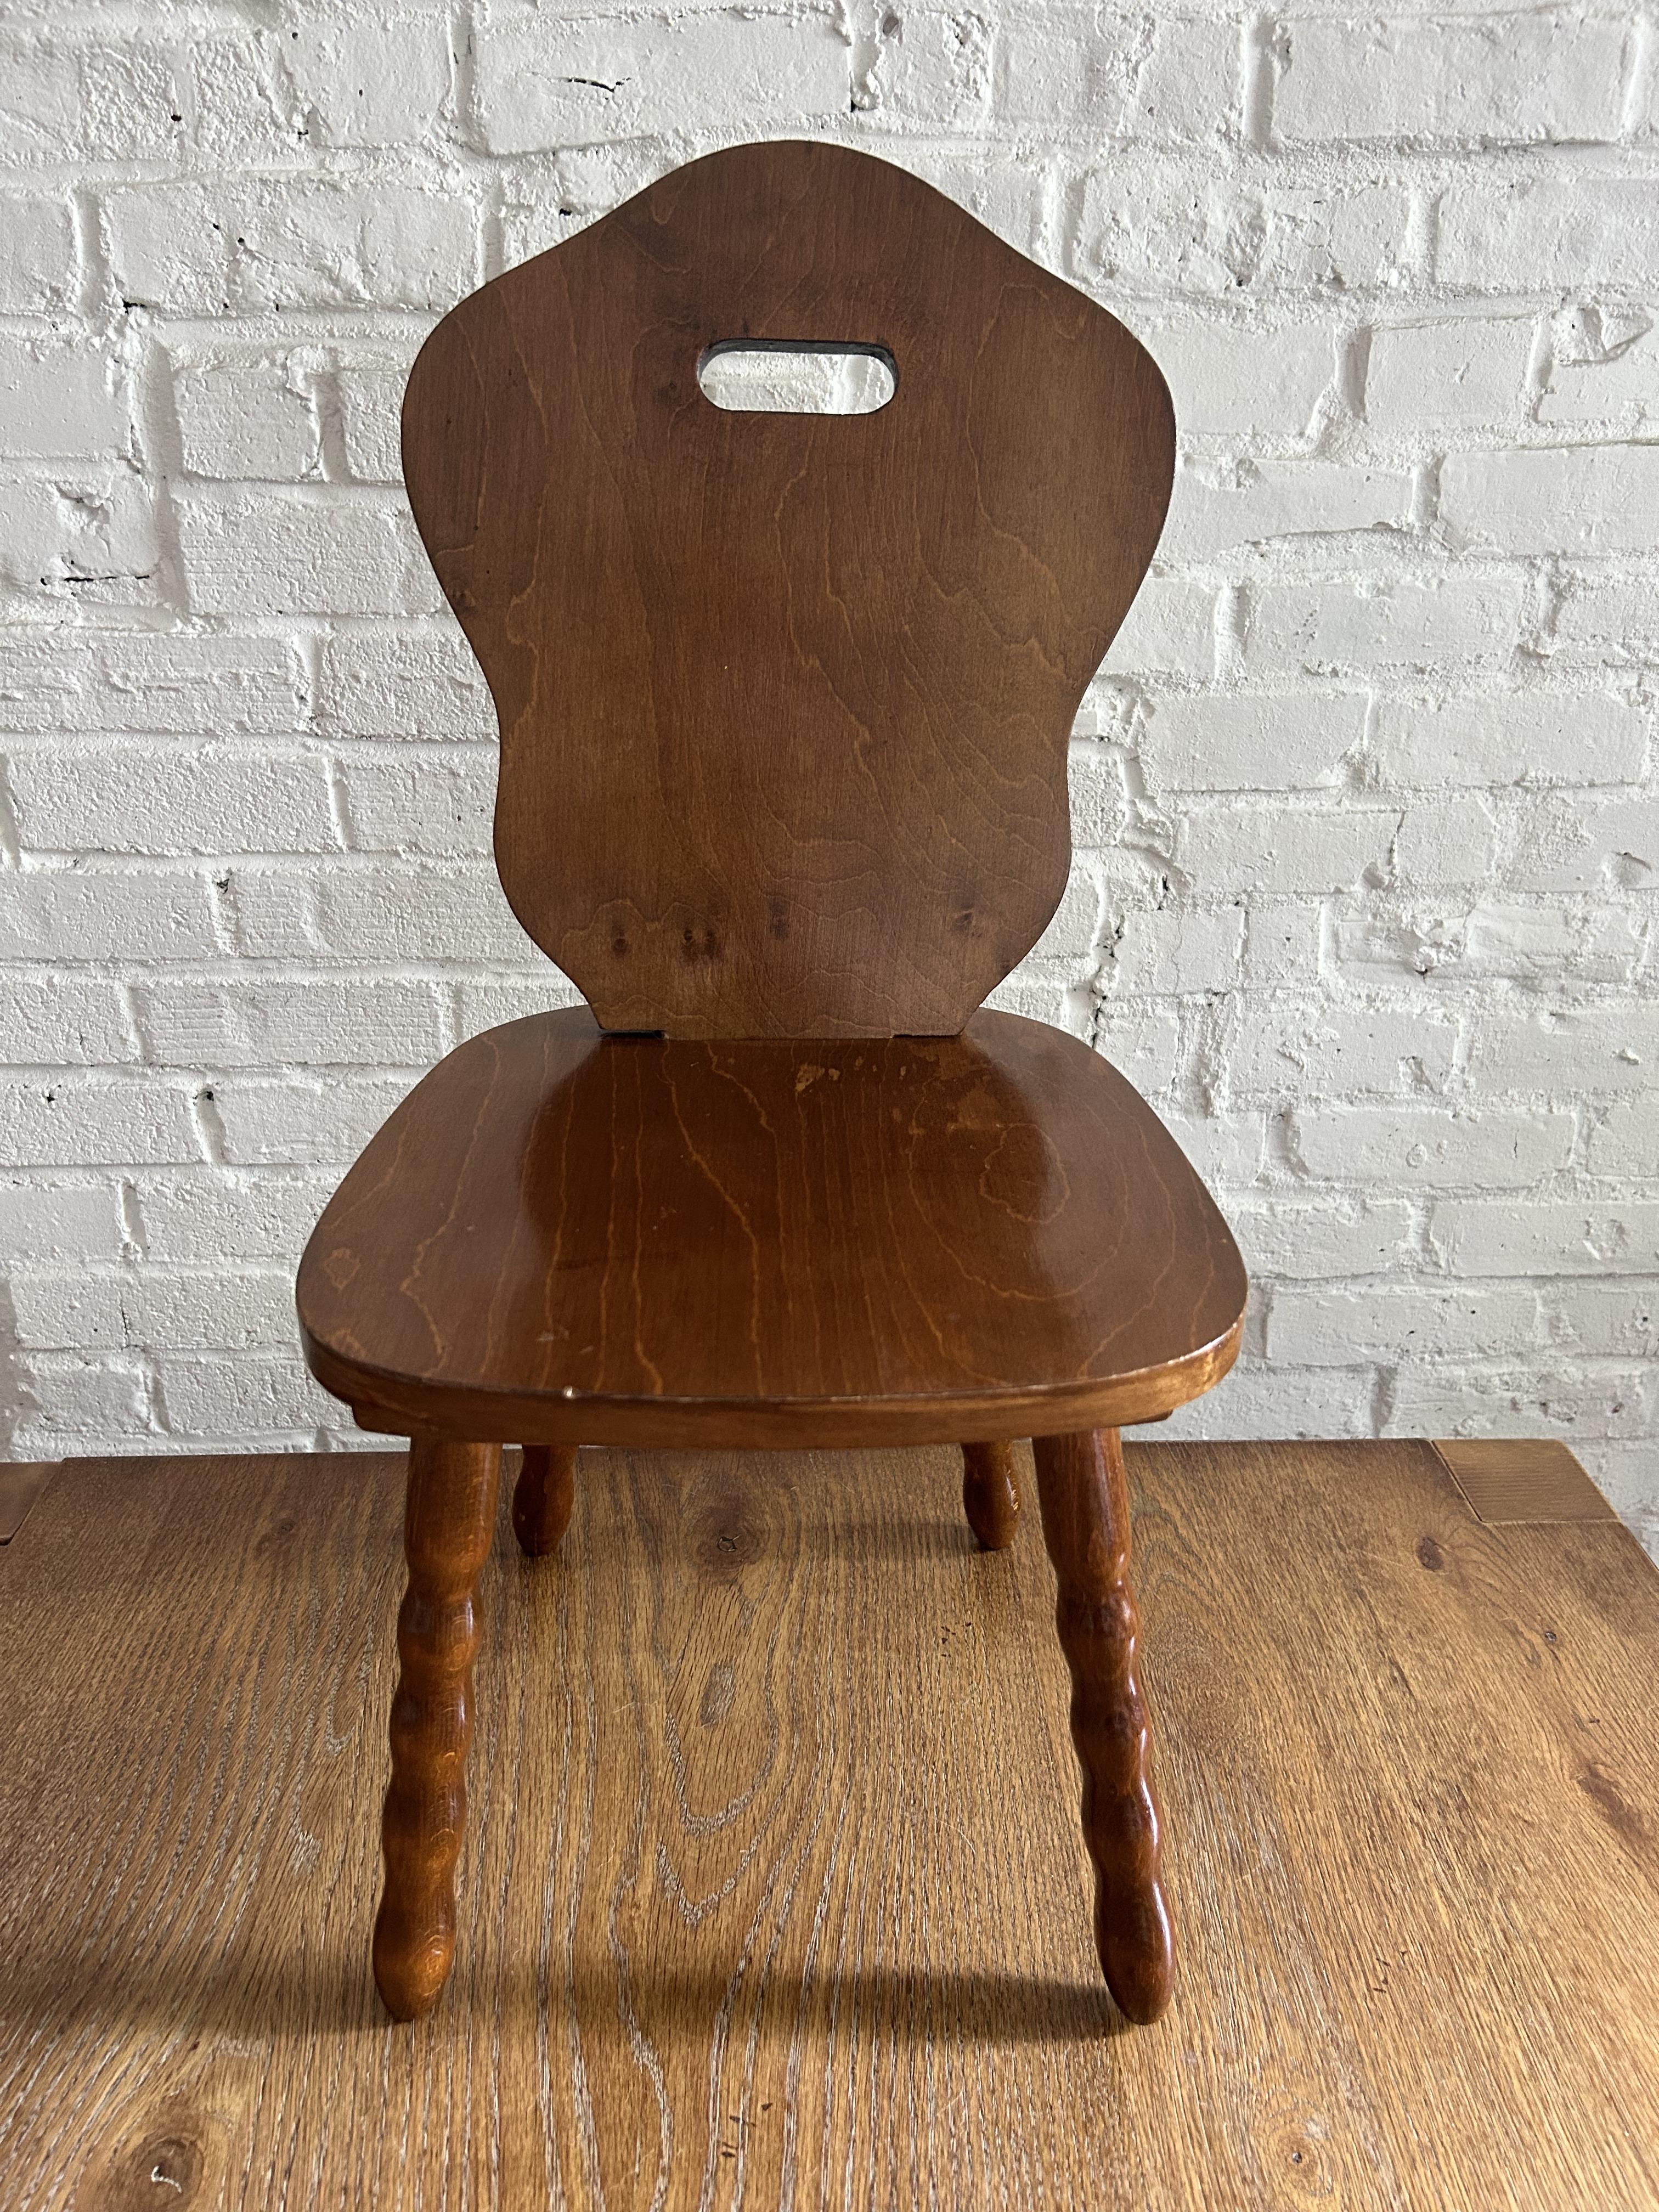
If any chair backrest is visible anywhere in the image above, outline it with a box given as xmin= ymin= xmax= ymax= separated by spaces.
xmin=403 ymin=138 xmax=1175 ymax=1039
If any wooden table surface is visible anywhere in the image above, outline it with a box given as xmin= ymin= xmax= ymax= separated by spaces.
xmin=1 ymin=1438 xmax=1655 ymax=2210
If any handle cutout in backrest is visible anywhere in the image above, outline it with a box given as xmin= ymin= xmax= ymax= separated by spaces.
xmin=697 ymin=341 xmax=897 ymax=415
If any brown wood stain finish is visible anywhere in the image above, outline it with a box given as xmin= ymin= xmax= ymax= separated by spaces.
xmin=403 ymin=137 xmax=1175 ymax=1041
xmin=297 ymin=1007 xmax=1246 ymax=1451
xmin=301 ymin=137 xmax=1238 ymax=2024
xmin=1 ymin=1441 xmax=1656 ymax=2209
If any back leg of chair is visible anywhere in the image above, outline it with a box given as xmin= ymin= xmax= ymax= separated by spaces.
xmin=511 ymin=1443 xmax=577 ymax=1558
xmin=961 ymin=1440 xmax=1021 ymax=1550
xmin=1031 ymin=1425 xmax=1175 ymax=2025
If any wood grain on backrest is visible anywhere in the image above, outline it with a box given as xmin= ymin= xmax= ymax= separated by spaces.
xmin=403 ymin=138 xmax=1175 ymax=1038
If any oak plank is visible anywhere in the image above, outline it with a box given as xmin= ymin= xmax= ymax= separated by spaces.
xmin=1 ymin=1440 xmax=1656 ymax=2209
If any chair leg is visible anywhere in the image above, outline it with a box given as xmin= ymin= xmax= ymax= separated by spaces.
xmin=511 ymin=1442 xmax=577 ymax=1557
xmin=1031 ymin=1426 xmax=1174 ymax=2024
xmin=961 ymin=1440 xmax=1021 ymax=1550
xmin=374 ymin=1437 xmax=501 ymax=2023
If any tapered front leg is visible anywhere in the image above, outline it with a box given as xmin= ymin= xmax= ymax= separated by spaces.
xmin=961 ymin=1440 xmax=1021 ymax=1550
xmin=374 ymin=1437 xmax=501 ymax=2022
xmin=1032 ymin=1427 xmax=1174 ymax=2024
xmin=511 ymin=1443 xmax=577 ymax=1557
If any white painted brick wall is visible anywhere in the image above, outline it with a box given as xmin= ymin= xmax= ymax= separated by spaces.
xmin=0 ymin=0 xmax=1654 ymax=1557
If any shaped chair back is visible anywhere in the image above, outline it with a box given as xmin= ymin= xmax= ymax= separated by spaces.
xmin=403 ymin=138 xmax=1175 ymax=1037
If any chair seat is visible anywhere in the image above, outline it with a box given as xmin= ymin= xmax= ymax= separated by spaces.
xmin=297 ymin=1007 xmax=1246 ymax=1448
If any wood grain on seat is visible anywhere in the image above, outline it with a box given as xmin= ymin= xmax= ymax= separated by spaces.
xmin=297 ymin=1007 xmax=1245 ymax=1448
xmin=402 ymin=137 xmax=1175 ymax=1039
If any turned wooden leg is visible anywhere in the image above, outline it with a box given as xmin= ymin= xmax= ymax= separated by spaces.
xmin=1032 ymin=1426 xmax=1174 ymax=2025
xmin=374 ymin=1437 xmax=501 ymax=2023
xmin=961 ymin=1440 xmax=1021 ymax=1550
xmin=511 ymin=1442 xmax=577 ymax=1557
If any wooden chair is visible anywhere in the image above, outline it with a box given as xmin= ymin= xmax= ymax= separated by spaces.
xmin=297 ymin=139 xmax=1246 ymax=2029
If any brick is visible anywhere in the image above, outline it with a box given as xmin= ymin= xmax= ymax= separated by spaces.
xmin=1155 ymin=1109 xmax=1266 ymax=1187
xmin=8 ymin=1266 xmax=297 ymax=1353
xmin=1591 ymin=1445 xmax=1659 ymax=1556
xmin=1431 ymin=1198 xmax=1659 ymax=1276
xmin=129 ymin=1168 xmax=337 ymax=1263
xmin=154 ymin=1352 xmax=338 ymax=1434
xmin=0 ymin=1076 xmax=200 ymax=1167
xmin=130 ymin=977 xmax=450 ymax=1069
xmin=1393 ymin=793 xmax=1498 ymax=884
xmin=1242 ymin=903 xmax=1323 ymax=985
xmin=9 ymin=743 xmax=336 ymax=856
xmin=1243 ymin=575 xmax=1521 ymax=675
xmin=0 ymin=1177 xmax=126 ymax=1263
xmin=1365 ymin=317 xmax=1533 ymax=430
xmin=1081 ymin=178 xmax=1390 ymax=301
xmin=333 ymin=349 xmax=420 ymax=483
xmin=1331 ymin=901 xmax=1645 ymax=987
xmin=1369 ymin=695 xmax=1649 ymax=787
xmin=0 ymin=192 xmax=76 ymax=313
xmin=229 ymin=859 xmax=529 ymax=963
xmin=0 ymin=34 xmax=181 ymax=165
xmin=313 ymin=627 xmax=491 ymax=740
xmin=334 ymin=745 xmax=496 ymax=854
xmin=498 ymin=144 xmax=676 ymax=267
xmin=1180 ymin=802 xmax=1394 ymax=893
xmin=473 ymin=8 xmax=847 ymax=154
xmin=1293 ymin=1105 xmax=1572 ymax=1187
xmin=1107 ymin=578 xmax=1215 ymax=679
xmin=212 ymin=1072 xmax=418 ymax=1165
xmin=1140 ymin=692 xmax=1368 ymax=789
xmin=863 ymin=4 xmax=994 ymax=131
xmin=1160 ymin=1360 xmax=1377 ymax=1439
xmin=1229 ymin=1197 xmax=1413 ymax=1279
xmin=1546 ymin=1282 xmax=1659 ymax=1361
xmin=0 ymin=975 xmax=134 ymax=1066
xmin=1438 ymin=180 xmax=1659 ymax=294
xmin=1093 ymin=1006 xmax=1182 ymax=1095
xmin=994 ymin=9 xmax=1235 ymax=142
xmin=281 ymin=6 xmax=452 ymax=147
xmin=1589 ymin=1099 xmax=1659 ymax=1177
xmin=1472 ymin=1008 xmax=1659 ymax=1100
xmin=104 ymin=179 xmax=475 ymax=317
xmin=1110 ymin=905 xmax=1245 ymax=995
xmin=1442 ymin=446 xmax=1659 ymax=556
xmin=1553 ymin=575 xmax=1659 ymax=658
xmin=0 ymin=633 xmax=301 ymax=737
xmin=1275 ymin=16 xmax=1627 ymax=145
xmin=0 ymin=867 xmax=216 ymax=961
xmin=175 ymin=490 xmax=439 ymax=618
xmin=982 ymin=965 xmax=1087 ymax=1032
xmin=1143 ymin=320 xmax=1334 ymax=435
xmin=1542 ymin=310 xmax=1659 ymax=430
xmin=1502 ymin=792 xmax=1659 ymax=893
xmin=0 ymin=467 xmax=161 ymax=606
xmin=453 ymin=973 xmax=588 ymax=1039
xmin=1067 ymin=746 xmax=1130 ymax=848
xmin=1030 ymin=869 xmax=1107 ymax=963
xmin=1383 ymin=1363 xmax=1653 ymax=1442
xmin=172 ymin=350 xmax=321 ymax=481
xmin=1228 ymin=1001 xmax=1459 ymax=1098
xmin=15 ymin=1354 xmax=152 ymax=1437
xmin=1272 ymin=1284 xmax=1540 ymax=1365
xmin=1161 ymin=460 xmax=1408 ymax=559
xmin=183 ymin=30 xmax=303 ymax=166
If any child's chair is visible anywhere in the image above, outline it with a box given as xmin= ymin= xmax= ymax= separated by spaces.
xmin=297 ymin=138 xmax=1246 ymax=2028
